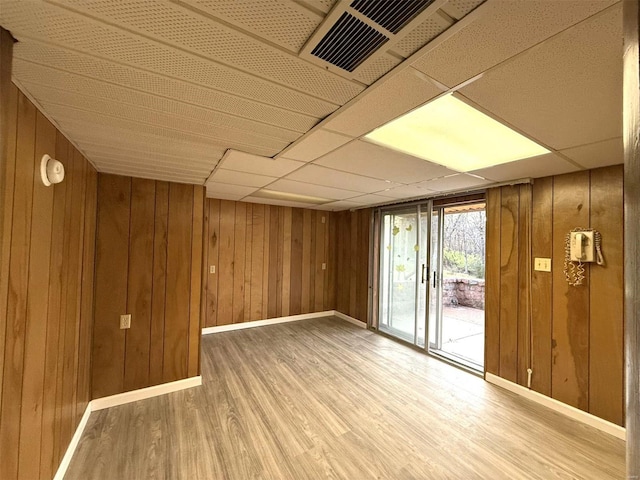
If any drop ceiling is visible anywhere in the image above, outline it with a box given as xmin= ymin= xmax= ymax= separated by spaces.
xmin=0 ymin=0 xmax=623 ymax=210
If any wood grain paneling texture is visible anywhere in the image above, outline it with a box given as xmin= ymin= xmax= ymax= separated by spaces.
xmin=485 ymin=167 xmax=624 ymax=426
xmin=332 ymin=209 xmax=371 ymax=323
xmin=0 ymin=86 xmax=97 ymax=480
xmin=203 ymin=201 xmax=335 ymax=327
xmin=92 ymin=175 xmax=204 ymax=396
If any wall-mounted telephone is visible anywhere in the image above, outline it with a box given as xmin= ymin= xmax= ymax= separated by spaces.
xmin=563 ymin=228 xmax=604 ymax=286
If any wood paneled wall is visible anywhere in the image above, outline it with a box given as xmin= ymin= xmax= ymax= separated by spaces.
xmin=485 ymin=166 xmax=624 ymax=425
xmin=92 ymin=174 xmax=204 ymax=398
xmin=203 ymin=200 xmax=333 ymax=326
xmin=332 ymin=208 xmax=371 ymax=323
xmin=0 ymin=85 xmax=98 ymax=480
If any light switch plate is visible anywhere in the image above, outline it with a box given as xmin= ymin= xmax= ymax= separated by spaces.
xmin=322 ymin=263 xmax=326 ymax=270
xmin=120 ymin=314 xmax=131 ymax=329
xmin=534 ymin=257 xmax=551 ymax=272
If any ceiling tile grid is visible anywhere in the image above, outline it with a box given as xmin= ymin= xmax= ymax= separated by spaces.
xmin=208 ymin=169 xmax=278 ymax=188
xmin=2 ymin=2 xmax=340 ymax=115
xmin=393 ymin=13 xmax=452 ymax=58
xmin=13 ymin=59 xmax=316 ymax=135
xmin=411 ymin=0 xmax=619 ymax=87
xmin=458 ymin=4 xmax=622 ymax=152
xmin=321 ymin=68 xmax=445 ymax=137
xmin=265 ymin=179 xmax=363 ymax=200
xmin=178 ymin=0 xmax=323 ymax=53
xmin=280 ymin=129 xmax=353 ymax=162
xmin=219 ymin=151 xmax=306 ymax=177
xmin=47 ymin=0 xmax=364 ymax=104
xmin=285 ymin=164 xmax=400 ymax=193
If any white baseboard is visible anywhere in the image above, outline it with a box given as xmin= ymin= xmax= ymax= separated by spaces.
xmin=53 ymin=375 xmax=202 ymax=479
xmin=202 ymin=310 xmax=367 ymax=334
xmin=485 ymin=373 xmax=625 ymax=440
xmin=91 ymin=376 xmax=202 ymax=411
xmin=332 ymin=311 xmax=367 ymax=328
xmin=53 ymin=402 xmax=92 ymax=480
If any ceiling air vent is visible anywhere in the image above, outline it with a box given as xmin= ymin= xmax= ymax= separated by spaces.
xmin=351 ymin=0 xmax=436 ymax=34
xmin=300 ymin=0 xmax=440 ymax=80
xmin=310 ymin=12 xmax=388 ymax=72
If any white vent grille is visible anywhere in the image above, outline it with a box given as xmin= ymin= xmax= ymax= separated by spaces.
xmin=302 ymin=0 xmax=441 ymax=78
xmin=311 ymin=11 xmax=389 ymax=72
xmin=351 ymin=0 xmax=436 ymax=34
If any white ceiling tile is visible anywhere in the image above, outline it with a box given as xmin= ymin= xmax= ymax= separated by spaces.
xmin=280 ymin=129 xmax=353 ymax=162
xmin=322 ymin=68 xmax=444 ymax=137
xmin=411 ymin=0 xmax=618 ymax=87
xmin=316 ymin=200 xmax=363 ymax=211
xmin=344 ymin=193 xmax=396 ymax=205
xmin=559 ymin=137 xmax=624 ymax=169
xmin=286 ymin=164 xmax=399 ymax=193
xmin=179 ymin=0 xmax=323 ymax=53
xmin=315 ymin=140 xmax=456 ymax=184
xmin=205 ymin=182 xmax=258 ymax=198
xmin=220 ymin=150 xmax=305 ymax=177
xmin=376 ymin=183 xmax=436 ymax=199
xmin=45 ymin=0 xmax=363 ymax=104
xmin=419 ymin=174 xmax=492 ymax=192
xmin=209 ymin=169 xmax=277 ymax=187
xmin=242 ymin=196 xmax=325 ymax=209
xmin=264 ymin=179 xmax=361 ymax=200
xmin=469 ymin=153 xmax=580 ymax=182
xmin=458 ymin=5 xmax=622 ymax=151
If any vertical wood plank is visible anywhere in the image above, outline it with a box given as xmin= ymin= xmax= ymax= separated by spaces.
xmin=163 ymin=183 xmax=193 ymax=382
xmin=531 ymin=177 xmax=553 ymax=396
xmin=124 ymin=178 xmax=155 ymax=391
xmin=301 ymin=210 xmax=311 ymax=314
xmin=243 ymin=203 xmax=253 ymax=322
xmin=309 ymin=211 xmax=317 ymax=313
xmin=250 ymin=204 xmax=264 ymax=321
xmin=276 ymin=208 xmax=284 ymax=317
xmin=349 ymin=212 xmax=358 ymax=317
xmin=589 ymin=166 xmax=624 ymax=425
xmin=268 ymin=207 xmax=279 ymax=318
xmin=149 ymin=182 xmax=168 ymax=385
xmin=282 ymin=207 xmax=292 ymax=317
xmin=325 ymin=213 xmax=338 ymax=310
xmin=314 ymin=212 xmax=326 ymax=313
xmin=323 ymin=212 xmax=332 ymax=311
xmin=552 ymin=171 xmax=590 ymax=411
xmin=357 ymin=210 xmax=370 ymax=322
xmin=76 ymin=166 xmax=97 ymax=414
xmin=289 ymin=208 xmax=303 ymax=315
xmin=0 ymin=92 xmax=36 ymax=480
xmin=0 ymin=84 xmax=18 ymax=421
xmin=499 ymin=187 xmax=519 ymax=382
xmin=261 ymin=206 xmax=271 ymax=317
xmin=51 ymin=135 xmax=72 ymax=466
xmin=17 ymin=112 xmax=55 ymax=480
xmin=40 ymin=131 xmax=68 ymax=479
xmin=233 ymin=202 xmax=246 ymax=323
xmin=485 ymin=187 xmax=501 ymax=376
xmin=188 ymin=186 xmax=204 ymax=377
xmin=516 ymin=185 xmax=531 ymax=387
xmin=205 ymin=199 xmax=220 ymax=328
xmin=65 ymin=149 xmax=87 ymax=431
xmin=217 ymin=200 xmax=235 ymax=326
xmin=92 ymin=174 xmax=130 ymax=398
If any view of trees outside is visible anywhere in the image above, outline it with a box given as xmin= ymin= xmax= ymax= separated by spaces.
xmin=442 ymin=207 xmax=486 ymax=279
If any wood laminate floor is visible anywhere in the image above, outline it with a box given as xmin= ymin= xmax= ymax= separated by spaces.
xmin=66 ymin=317 xmax=625 ymax=479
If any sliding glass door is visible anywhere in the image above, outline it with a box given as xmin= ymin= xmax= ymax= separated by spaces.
xmin=378 ymin=199 xmax=486 ymax=372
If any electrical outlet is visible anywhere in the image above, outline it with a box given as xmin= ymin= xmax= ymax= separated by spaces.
xmin=322 ymin=262 xmax=326 ymax=270
xmin=120 ymin=314 xmax=131 ymax=329
xmin=321 ymin=216 xmax=326 ymax=224
xmin=210 ymin=265 xmax=216 ymax=274
xmin=534 ymin=257 xmax=551 ymax=272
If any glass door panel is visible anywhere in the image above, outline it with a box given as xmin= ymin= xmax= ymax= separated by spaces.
xmin=428 ymin=203 xmax=486 ymax=370
xmin=379 ymin=209 xmax=418 ymax=343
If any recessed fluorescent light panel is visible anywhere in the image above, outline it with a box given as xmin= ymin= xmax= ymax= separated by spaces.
xmin=252 ymin=189 xmax=330 ymax=205
xmin=364 ymin=94 xmax=550 ymax=171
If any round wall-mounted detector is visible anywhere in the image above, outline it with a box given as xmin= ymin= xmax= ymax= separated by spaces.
xmin=40 ymin=154 xmax=65 ymax=186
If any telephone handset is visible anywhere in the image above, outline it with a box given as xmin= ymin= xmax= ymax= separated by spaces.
xmin=563 ymin=228 xmax=604 ymax=286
